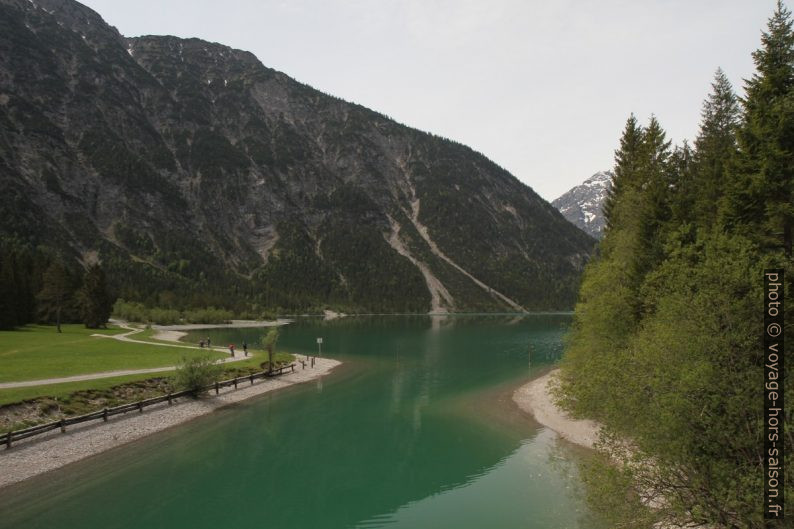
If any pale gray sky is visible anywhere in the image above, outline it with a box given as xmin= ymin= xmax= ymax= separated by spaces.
xmin=80 ymin=0 xmax=780 ymax=201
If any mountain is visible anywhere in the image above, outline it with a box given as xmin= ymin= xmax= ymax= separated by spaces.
xmin=552 ymin=171 xmax=613 ymax=239
xmin=0 ymin=0 xmax=595 ymax=313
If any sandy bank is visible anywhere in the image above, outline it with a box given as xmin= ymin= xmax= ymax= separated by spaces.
xmin=0 ymin=357 xmax=340 ymax=490
xmin=150 ymin=319 xmax=291 ymax=341
xmin=513 ymin=369 xmax=600 ymax=449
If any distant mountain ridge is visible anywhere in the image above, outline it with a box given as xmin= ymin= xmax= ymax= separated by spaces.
xmin=0 ymin=0 xmax=595 ymax=313
xmin=552 ymin=171 xmax=613 ymax=239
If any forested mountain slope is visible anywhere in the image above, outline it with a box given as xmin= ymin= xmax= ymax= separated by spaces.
xmin=0 ymin=0 xmax=594 ymax=314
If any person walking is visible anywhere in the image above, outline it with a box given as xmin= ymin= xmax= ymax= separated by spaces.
xmin=229 ymin=344 xmax=235 ymax=357
xmin=242 ymin=340 xmax=248 ymax=357
xmin=206 ymin=337 xmax=211 ymax=349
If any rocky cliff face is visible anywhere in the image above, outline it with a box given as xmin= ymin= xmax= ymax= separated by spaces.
xmin=0 ymin=0 xmax=595 ymax=312
xmin=552 ymin=171 xmax=613 ymax=239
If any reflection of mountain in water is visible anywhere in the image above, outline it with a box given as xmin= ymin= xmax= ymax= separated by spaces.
xmin=0 ymin=316 xmax=576 ymax=529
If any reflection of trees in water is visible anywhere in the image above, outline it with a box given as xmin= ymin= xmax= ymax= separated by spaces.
xmin=8 ymin=315 xmax=582 ymax=529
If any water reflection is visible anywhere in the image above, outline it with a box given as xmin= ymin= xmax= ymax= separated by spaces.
xmin=0 ymin=315 xmax=588 ymax=529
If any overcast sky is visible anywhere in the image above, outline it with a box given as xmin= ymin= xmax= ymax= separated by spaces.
xmin=81 ymin=0 xmax=781 ymax=201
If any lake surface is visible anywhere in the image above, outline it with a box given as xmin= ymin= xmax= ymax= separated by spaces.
xmin=0 ymin=315 xmax=600 ymax=529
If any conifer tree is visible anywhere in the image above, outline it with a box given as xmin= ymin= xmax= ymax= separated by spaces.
xmin=603 ymin=114 xmax=643 ymax=231
xmin=561 ymin=5 xmax=794 ymax=526
xmin=79 ymin=263 xmax=114 ymax=329
xmin=692 ymin=69 xmax=739 ymax=227
xmin=37 ymin=261 xmax=73 ymax=333
xmin=723 ymin=0 xmax=794 ymax=255
xmin=632 ymin=116 xmax=672 ymax=283
xmin=668 ymin=140 xmax=696 ymax=227
xmin=0 ymin=253 xmax=20 ymax=329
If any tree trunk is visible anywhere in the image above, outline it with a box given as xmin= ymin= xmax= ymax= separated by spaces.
xmin=56 ymin=305 xmax=61 ymax=333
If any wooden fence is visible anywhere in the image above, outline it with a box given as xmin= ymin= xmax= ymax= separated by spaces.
xmin=3 ymin=363 xmax=295 ymax=449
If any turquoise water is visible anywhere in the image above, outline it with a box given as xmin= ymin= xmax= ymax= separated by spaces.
xmin=0 ymin=315 xmax=599 ymax=528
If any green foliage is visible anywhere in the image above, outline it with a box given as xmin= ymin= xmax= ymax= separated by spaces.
xmin=173 ymin=355 xmax=223 ymax=395
xmin=148 ymin=308 xmax=182 ymax=325
xmin=36 ymin=260 xmax=78 ymax=332
xmin=112 ymin=300 xmax=233 ymax=324
xmin=689 ymin=69 xmax=740 ymax=227
xmin=722 ymin=1 xmax=794 ymax=256
xmin=0 ymin=238 xmax=37 ymax=329
xmin=559 ymin=5 xmax=794 ymax=527
xmin=182 ymin=307 xmax=233 ymax=324
xmin=576 ymin=451 xmax=660 ymax=529
xmin=262 ymin=328 xmax=279 ymax=372
xmin=112 ymin=299 xmax=149 ymax=323
xmin=78 ymin=263 xmax=114 ymax=329
xmin=603 ymin=114 xmax=643 ymax=231
xmin=253 ymin=222 xmax=341 ymax=311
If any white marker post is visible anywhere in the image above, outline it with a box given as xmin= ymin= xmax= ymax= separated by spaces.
xmin=316 ymin=337 xmax=323 ymax=358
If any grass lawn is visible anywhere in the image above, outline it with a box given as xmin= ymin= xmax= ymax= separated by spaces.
xmin=0 ymin=371 xmax=175 ymax=407
xmin=0 ymin=341 xmax=293 ymax=407
xmin=0 ymin=324 xmax=225 ymax=383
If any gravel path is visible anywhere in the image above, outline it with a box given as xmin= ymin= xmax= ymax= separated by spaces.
xmin=0 ymin=357 xmax=340 ymax=489
xmin=513 ymin=368 xmax=600 ymax=449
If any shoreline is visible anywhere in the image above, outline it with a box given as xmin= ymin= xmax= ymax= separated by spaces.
xmin=149 ymin=318 xmax=291 ymax=341
xmin=513 ymin=368 xmax=600 ymax=449
xmin=0 ymin=357 xmax=341 ymax=490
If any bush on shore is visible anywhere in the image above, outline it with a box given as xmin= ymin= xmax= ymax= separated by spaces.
xmin=112 ymin=300 xmax=233 ymax=325
xmin=174 ymin=355 xmax=223 ymax=396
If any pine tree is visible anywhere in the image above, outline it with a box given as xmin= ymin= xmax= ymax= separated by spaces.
xmin=79 ymin=263 xmax=114 ymax=329
xmin=631 ymin=116 xmax=673 ymax=284
xmin=668 ymin=140 xmax=696 ymax=227
xmin=561 ymin=5 xmax=794 ymax=526
xmin=37 ymin=261 xmax=72 ymax=333
xmin=692 ymin=69 xmax=740 ymax=227
xmin=722 ymin=0 xmax=794 ymax=256
xmin=0 ymin=252 xmax=19 ymax=329
xmin=604 ymin=114 xmax=644 ymax=231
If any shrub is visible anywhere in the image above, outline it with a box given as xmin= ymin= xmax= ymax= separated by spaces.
xmin=173 ymin=355 xmax=223 ymax=396
xmin=112 ymin=299 xmax=149 ymax=323
xmin=182 ymin=307 xmax=233 ymax=324
xmin=148 ymin=308 xmax=181 ymax=325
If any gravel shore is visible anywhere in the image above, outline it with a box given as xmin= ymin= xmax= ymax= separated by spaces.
xmin=513 ymin=368 xmax=600 ymax=449
xmin=0 ymin=357 xmax=340 ymax=489
xmin=148 ymin=319 xmax=290 ymax=341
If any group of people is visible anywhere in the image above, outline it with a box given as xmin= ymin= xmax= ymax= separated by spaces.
xmin=198 ymin=337 xmax=249 ymax=357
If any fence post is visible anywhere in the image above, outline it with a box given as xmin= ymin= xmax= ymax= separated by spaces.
xmin=215 ymin=382 xmax=219 ymax=395
xmin=59 ymin=419 xmax=65 ymax=433
xmin=167 ymin=392 xmax=172 ymax=405
xmin=234 ymin=378 xmax=238 ymax=389
xmin=250 ymin=374 xmax=254 ymax=385
xmin=5 ymin=431 xmax=11 ymax=449
xmin=138 ymin=402 xmax=143 ymax=413
xmin=103 ymin=408 xmax=108 ymax=422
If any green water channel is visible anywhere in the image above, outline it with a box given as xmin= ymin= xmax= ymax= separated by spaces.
xmin=0 ymin=315 xmax=601 ymax=528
